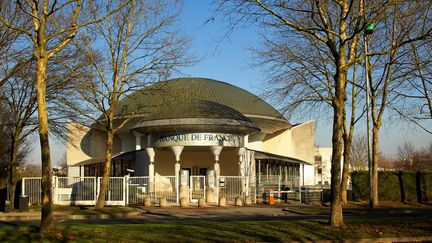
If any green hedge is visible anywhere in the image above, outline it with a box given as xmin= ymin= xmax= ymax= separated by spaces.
xmin=379 ymin=171 xmax=400 ymax=201
xmin=420 ymin=172 xmax=432 ymax=201
xmin=351 ymin=170 xmax=432 ymax=202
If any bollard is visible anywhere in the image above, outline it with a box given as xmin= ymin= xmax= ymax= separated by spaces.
xmin=144 ymin=197 xmax=152 ymax=206
xmin=235 ymin=197 xmax=243 ymax=206
xmin=256 ymin=197 xmax=264 ymax=204
xmin=180 ymin=197 xmax=188 ymax=207
xmin=219 ymin=197 xmax=226 ymax=207
xmin=198 ymin=198 xmax=206 ymax=207
xmin=245 ymin=196 xmax=252 ymax=205
xmin=159 ymin=197 xmax=168 ymax=207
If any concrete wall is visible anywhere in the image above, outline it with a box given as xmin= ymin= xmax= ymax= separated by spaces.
xmin=291 ymin=121 xmax=315 ymax=164
xmin=302 ymin=165 xmax=315 ymax=186
xmin=315 ymin=147 xmax=333 ymax=185
xmin=249 ymin=121 xmax=315 ymax=166
xmin=66 ymin=122 xmax=122 ymax=166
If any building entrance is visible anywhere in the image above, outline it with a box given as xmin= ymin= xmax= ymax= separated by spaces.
xmin=182 ymin=167 xmax=207 ymax=202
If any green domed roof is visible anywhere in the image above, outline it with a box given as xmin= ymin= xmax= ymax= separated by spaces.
xmin=115 ymin=77 xmax=286 ymax=120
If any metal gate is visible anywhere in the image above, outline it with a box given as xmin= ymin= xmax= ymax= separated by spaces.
xmin=189 ymin=176 xmax=205 ymax=202
xmin=98 ymin=177 xmax=126 ymax=205
xmin=219 ymin=176 xmax=246 ymax=204
xmin=154 ymin=175 xmax=177 ymax=204
xmin=55 ymin=177 xmax=96 ymax=205
xmin=128 ymin=176 xmax=149 ymax=205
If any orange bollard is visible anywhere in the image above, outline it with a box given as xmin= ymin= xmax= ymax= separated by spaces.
xmin=268 ymin=189 xmax=274 ymax=205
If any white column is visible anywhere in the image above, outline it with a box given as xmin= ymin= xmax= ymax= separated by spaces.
xmin=243 ymin=135 xmax=249 ymax=147
xmin=237 ymin=147 xmax=246 ymax=177
xmin=134 ymin=133 xmax=142 ymax=150
xmin=146 ymin=147 xmax=155 ymax=192
xmin=258 ymin=160 xmax=261 ymax=184
xmin=210 ymin=146 xmax=223 ymax=177
xmin=171 ymin=145 xmax=184 ymax=163
xmin=237 ymin=147 xmax=247 ymax=195
xmin=279 ymin=164 xmax=282 ymax=178
xmin=171 ymin=145 xmax=184 ymax=204
xmin=301 ymin=164 xmax=305 ymax=187
xmin=210 ymin=145 xmax=223 ymax=203
xmin=266 ymin=162 xmax=269 ymax=181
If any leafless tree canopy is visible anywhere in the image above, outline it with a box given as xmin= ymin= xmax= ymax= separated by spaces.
xmin=350 ymin=134 xmax=368 ymax=170
xmin=61 ymin=0 xmax=193 ymax=208
xmin=69 ymin=0 xmax=192 ymax=126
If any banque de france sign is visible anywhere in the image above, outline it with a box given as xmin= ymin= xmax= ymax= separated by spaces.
xmin=151 ymin=133 xmax=243 ymax=147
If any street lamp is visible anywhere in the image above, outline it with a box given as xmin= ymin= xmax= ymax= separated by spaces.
xmin=363 ymin=22 xmax=375 ymax=207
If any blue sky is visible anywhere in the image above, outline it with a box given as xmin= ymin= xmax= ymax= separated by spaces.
xmin=178 ymin=1 xmax=431 ymax=154
xmin=31 ymin=0 xmax=431 ymax=165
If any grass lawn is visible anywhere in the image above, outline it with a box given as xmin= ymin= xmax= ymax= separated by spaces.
xmin=283 ymin=201 xmax=432 ymax=215
xmin=0 ymin=214 xmax=431 ymax=242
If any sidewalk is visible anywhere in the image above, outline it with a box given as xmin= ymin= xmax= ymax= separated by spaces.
xmin=0 ymin=204 xmax=309 ymax=222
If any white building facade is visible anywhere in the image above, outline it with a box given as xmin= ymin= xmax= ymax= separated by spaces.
xmin=66 ymin=78 xmax=317 ymax=202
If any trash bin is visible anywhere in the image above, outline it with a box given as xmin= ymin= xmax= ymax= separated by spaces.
xmin=0 ymin=188 xmax=6 ymax=211
xmin=19 ymin=195 xmax=29 ymax=211
xmin=281 ymin=192 xmax=288 ymax=203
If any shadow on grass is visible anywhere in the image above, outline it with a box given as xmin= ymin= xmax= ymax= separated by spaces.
xmin=0 ymin=224 xmax=41 ymax=242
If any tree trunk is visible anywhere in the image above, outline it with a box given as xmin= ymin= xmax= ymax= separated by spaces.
xmin=329 ymin=68 xmax=346 ymax=227
xmin=371 ymin=125 xmax=379 ymax=207
xmin=36 ymin=56 xmax=54 ymax=231
xmin=8 ymin=138 xmax=18 ymax=209
xmin=341 ymin=138 xmax=351 ymax=204
xmin=96 ymin=127 xmax=114 ymax=209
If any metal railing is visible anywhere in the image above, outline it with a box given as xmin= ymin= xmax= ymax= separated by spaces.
xmin=219 ymin=176 xmax=245 ymax=204
xmin=98 ymin=177 xmax=126 ymax=206
xmin=21 ymin=174 xmax=303 ymax=206
xmin=128 ymin=176 xmax=149 ymax=205
xmin=190 ymin=176 xmax=205 ymax=202
xmin=56 ymin=177 xmax=96 ymax=205
xmin=154 ymin=176 xmax=176 ymax=204
xmin=257 ymin=175 xmax=301 ymax=202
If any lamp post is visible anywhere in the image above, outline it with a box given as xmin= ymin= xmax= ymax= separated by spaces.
xmin=364 ymin=22 xmax=375 ymax=207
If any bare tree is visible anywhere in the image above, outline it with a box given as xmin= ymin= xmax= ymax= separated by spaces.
xmin=21 ymin=164 xmax=42 ymax=177
xmin=0 ymin=2 xmax=30 ymax=88
xmin=397 ymin=141 xmax=415 ymax=168
xmin=256 ymin=23 xmax=363 ymax=204
xmin=0 ymin=0 xmax=128 ymax=231
xmin=364 ymin=1 xmax=432 ymax=207
xmin=412 ymin=142 xmax=432 ymax=170
xmin=67 ymin=0 xmax=192 ymax=208
xmin=350 ymin=134 xmax=368 ymax=171
xmin=389 ymin=41 xmax=432 ymax=134
xmin=0 ymin=51 xmax=77 ymax=209
xmin=0 ymin=101 xmax=12 ymax=190
xmin=214 ymin=0 xmax=391 ymax=227
xmin=0 ymin=61 xmax=37 ymax=209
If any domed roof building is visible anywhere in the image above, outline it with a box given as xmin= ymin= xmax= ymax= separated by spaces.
xmin=66 ymin=77 xmax=315 ymax=205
